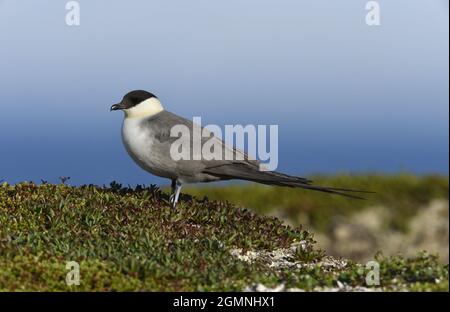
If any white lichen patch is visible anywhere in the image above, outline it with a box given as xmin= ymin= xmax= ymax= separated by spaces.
xmin=229 ymin=241 xmax=347 ymax=271
xmin=245 ymin=282 xmax=382 ymax=292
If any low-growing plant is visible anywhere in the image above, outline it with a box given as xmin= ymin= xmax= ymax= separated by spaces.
xmin=0 ymin=181 xmax=447 ymax=291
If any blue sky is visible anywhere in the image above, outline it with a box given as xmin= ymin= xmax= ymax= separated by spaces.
xmin=0 ymin=0 xmax=448 ymax=186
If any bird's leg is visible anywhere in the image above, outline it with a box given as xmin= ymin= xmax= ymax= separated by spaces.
xmin=171 ymin=180 xmax=183 ymax=209
xmin=169 ymin=179 xmax=176 ymax=204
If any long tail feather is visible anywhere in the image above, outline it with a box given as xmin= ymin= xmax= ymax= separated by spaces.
xmin=203 ymin=163 xmax=373 ymax=199
xmin=284 ymin=183 xmax=369 ymax=200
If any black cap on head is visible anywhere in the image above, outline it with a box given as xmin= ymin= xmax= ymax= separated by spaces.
xmin=111 ymin=90 xmax=157 ymax=111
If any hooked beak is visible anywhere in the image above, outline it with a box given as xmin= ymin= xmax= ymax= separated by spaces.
xmin=110 ymin=103 xmax=125 ymax=111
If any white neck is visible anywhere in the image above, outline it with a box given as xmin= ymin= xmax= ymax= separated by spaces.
xmin=124 ymin=97 xmax=164 ymax=119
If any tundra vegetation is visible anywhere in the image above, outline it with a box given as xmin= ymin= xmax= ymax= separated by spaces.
xmin=0 ymin=174 xmax=448 ymax=291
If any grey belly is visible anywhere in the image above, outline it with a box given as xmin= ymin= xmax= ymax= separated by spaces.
xmin=121 ymin=126 xmax=222 ymax=183
xmin=132 ymin=152 xmax=177 ymax=179
xmin=122 ymin=138 xmax=177 ymax=180
xmin=125 ymin=147 xmax=217 ymax=183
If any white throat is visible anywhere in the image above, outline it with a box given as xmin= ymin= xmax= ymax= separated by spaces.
xmin=124 ymin=97 xmax=164 ymax=119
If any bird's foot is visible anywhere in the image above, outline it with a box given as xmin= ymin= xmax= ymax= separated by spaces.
xmin=169 ymin=194 xmax=178 ymax=209
xmin=169 ymin=180 xmax=182 ymax=209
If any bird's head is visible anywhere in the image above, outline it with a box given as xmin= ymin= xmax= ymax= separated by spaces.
xmin=110 ymin=90 xmax=164 ymax=118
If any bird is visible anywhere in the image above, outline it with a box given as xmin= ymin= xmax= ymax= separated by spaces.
xmin=111 ymin=90 xmax=370 ymax=208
